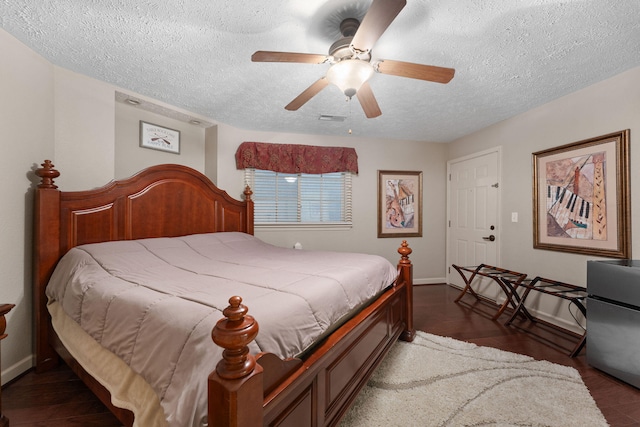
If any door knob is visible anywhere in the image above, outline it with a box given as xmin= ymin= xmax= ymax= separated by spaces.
xmin=482 ymin=235 xmax=495 ymax=242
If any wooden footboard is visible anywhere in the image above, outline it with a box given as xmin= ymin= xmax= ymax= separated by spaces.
xmin=210 ymin=242 xmax=414 ymax=427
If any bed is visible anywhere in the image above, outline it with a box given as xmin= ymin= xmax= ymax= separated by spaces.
xmin=33 ymin=160 xmax=415 ymax=427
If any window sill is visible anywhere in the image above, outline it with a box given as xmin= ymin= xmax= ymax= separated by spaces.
xmin=255 ymin=222 xmax=353 ymax=232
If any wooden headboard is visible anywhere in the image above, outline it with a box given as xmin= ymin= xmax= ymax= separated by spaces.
xmin=33 ymin=160 xmax=254 ymax=370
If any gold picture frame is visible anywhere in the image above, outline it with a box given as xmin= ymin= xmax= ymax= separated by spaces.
xmin=378 ymin=170 xmax=423 ymax=238
xmin=532 ymin=130 xmax=630 ymax=258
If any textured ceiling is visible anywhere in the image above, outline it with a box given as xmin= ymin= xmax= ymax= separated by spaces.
xmin=2 ymin=0 xmax=639 ymax=142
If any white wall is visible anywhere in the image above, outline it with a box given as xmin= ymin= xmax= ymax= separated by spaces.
xmin=53 ymin=67 xmax=115 ymax=190
xmin=115 ymin=101 xmax=206 ymax=179
xmin=215 ymin=123 xmax=448 ymax=282
xmin=0 ymin=29 xmax=54 ymax=384
xmin=204 ymin=125 xmax=219 ymax=184
xmin=447 ymin=66 xmax=640 ymax=330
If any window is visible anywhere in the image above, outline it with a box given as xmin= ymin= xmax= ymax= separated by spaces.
xmin=244 ymin=169 xmax=352 ymax=228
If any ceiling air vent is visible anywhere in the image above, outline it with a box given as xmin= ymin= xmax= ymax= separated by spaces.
xmin=319 ymin=114 xmax=346 ymax=122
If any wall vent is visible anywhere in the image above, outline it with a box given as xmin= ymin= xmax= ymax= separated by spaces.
xmin=319 ymin=114 xmax=346 ymax=122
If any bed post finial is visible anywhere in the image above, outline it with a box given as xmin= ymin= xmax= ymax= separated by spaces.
xmin=35 ymin=160 xmax=60 ymax=189
xmin=398 ymin=240 xmax=412 ymax=266
xmin=209 ymin=296 xmax=263 ymax=427
xmin=243 ymin=185 xmax=253 ymax=201
xmin=211 ymin=296 xmax=259 ymax=379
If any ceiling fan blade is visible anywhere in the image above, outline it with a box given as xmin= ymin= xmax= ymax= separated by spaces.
xmin=285 ymin=78 xmax=330 ymax=111
xmin=377 ymin=59 xmax=455 ymax=84
xmin=351 ymin=0 xmax=406 ymax=54
xmin=252 ymin=51 xmax=329 ymax=64
xmin=356 ymin=82 xmax=382 ymax=118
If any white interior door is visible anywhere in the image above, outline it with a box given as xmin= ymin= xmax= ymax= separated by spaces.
xmin=447 ymin=148 xmax=501 ymax=299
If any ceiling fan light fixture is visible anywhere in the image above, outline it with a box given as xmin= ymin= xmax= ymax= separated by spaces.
xmin=326 ymin=59 xmax=374 ymax=98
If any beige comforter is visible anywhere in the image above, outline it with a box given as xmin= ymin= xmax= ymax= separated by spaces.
xmin=46 ymin=232 xmax=397 ymax=426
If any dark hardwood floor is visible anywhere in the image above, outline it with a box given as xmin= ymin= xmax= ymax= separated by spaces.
xmin=4 ymin=283 xmax=640 ymax=426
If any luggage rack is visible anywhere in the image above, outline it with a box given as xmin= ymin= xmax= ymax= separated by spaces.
xmin=502 ymin=276 xmax=587 ymax=357
xmin=451 ymin=263 xmax=587 ymax=357
xmin=451 ymin=264 xmax=528 ymax=321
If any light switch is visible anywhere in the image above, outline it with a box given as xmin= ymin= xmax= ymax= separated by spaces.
xmin=511 ymin=212 xmax=518 ymax=222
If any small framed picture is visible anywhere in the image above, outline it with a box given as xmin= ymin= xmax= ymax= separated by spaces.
xmin=139 ymin=121 xmax=180 ymax=154
xmin=378 ymin=170 xmax=423 ymax=238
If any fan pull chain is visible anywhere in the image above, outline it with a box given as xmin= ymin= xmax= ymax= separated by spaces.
xmin=347 ymin=96 xmax=353 ymax=135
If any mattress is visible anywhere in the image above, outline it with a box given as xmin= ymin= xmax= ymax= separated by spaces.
xmin=46 ymin=232 xmax=398 ymax=427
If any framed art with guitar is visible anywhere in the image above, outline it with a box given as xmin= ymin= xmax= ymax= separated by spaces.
xmin=378 ymin=170 xmax=423 ymax=238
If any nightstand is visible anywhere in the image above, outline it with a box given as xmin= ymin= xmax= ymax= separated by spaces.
xmin=0 ymin=304 xmax=15 ymax=427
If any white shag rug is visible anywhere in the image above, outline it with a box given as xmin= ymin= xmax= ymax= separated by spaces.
xmin=340 ymin=331 xmax=608 ymax=427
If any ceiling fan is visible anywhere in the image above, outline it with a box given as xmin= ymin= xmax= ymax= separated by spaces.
xmin=251 ymin=0 xmax=455 ymax=118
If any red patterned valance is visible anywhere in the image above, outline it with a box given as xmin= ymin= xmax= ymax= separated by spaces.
xmin=235 ymin=142 xmax=358 ymax=174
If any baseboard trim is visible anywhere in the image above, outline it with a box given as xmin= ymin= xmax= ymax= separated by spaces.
xmin=414 ymin=277 xmax=446 ymax=285
xmin=2 ymin=354 xmax=33 ymax=385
